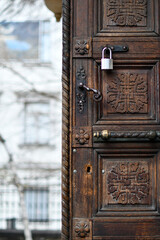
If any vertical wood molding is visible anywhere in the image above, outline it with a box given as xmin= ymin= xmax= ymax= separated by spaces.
xmin=62 ymin=0 xmax=70 ymax=239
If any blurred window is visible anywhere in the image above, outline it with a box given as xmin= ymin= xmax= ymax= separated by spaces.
xmin=25 ymin=188 xmax=49 ymax=222
xmin=0 ymin=21 xmax=50 ymax=62
xmin=24 ymin=102 xmax=50 ymax=145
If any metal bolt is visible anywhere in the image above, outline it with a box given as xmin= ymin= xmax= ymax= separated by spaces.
xmin=73 ymin=169 xmax=77 ymax=174
xmin=73 ymin=149 xmax=77 ymax=153
xmin=123 ymin=46 xmax=127 ymax=50
xmin=102 ymin=169 xmax=105 ymax=174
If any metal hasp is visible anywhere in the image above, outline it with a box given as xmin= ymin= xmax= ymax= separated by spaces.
xmin=105 ymin=45 xmax=129 ymax=52
xmin=101 ymin=47 xmax=113 ymax=70
xmin=78 ymin=83 xmax=102 ymax=101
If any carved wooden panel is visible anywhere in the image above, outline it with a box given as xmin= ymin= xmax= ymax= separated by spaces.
xmin=94 ymin=148 xmax=159 ymax=216
xmin=106 ymin=0 xmax=147 ymax=27
xmin=107 ymin=72 xmax=148 ymax=114
xmin=107 ymin=161 xmax=150 ymax=205
xmin=94 ymin=62 xmax=159 ymax=124
xmin=95 ymin=0 xmax=159 ymax=36
xmin=102 ymin=158 xmax=153 ymax=210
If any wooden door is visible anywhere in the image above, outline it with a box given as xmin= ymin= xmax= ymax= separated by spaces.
xmin=62 ymin=0 xmax=160 ymax=239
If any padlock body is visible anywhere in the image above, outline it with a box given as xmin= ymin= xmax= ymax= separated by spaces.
xmin=101 ymin=58 xmax=113 ymax=70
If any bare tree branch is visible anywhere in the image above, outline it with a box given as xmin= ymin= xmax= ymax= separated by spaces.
xmin=0 ymin=135 xmax=13 ymax=162
xmin=14 ymin=182 xmax=33 ymax=240
xmin=0 ymin=134 xmax=33 ymax=240
xmin=0 ymin=0 xmax=47 ymax=21
xmin=0 ymin=63 xmax=61 ymax=101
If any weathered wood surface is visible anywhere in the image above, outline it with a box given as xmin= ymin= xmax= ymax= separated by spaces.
xmin=63 ymin=0 xmax=160 ymax=239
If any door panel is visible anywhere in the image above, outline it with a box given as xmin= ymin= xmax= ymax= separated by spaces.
xmin=70 ymin=0 xmax=160 ymax=239
xmin=93 ymin=40 xmax=160 ymax=58
xmin=93 ymin=148 xmax=158 ymax=216
xmin=93 ymin=61 xmax=159 ymax=124
xmin=93 ymin=219 xmax=160 ymax=239
xmin=94 ymin=0 xmax=159 ymax=36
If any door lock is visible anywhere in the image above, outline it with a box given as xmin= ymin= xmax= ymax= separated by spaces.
xmin=78 ymin=83 xmax=102 ymax=101
xmin=101 ymin=47 xmax=113 ymax=70
xmin=101 ymin=45 xmax=129 ymax=70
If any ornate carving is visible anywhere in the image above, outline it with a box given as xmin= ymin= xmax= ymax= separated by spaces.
xmin=75 ymin=221 xmax=90 ymax=238
xmin=76 ymin=93 xmax=86 ymax=113
xmin=107 ymin=73 xmax=148 ymax=113
xmin=76 ymin=66 xmax=86 ymax=81
xmin=75 ymin=129 xmax=90 ymax=145
xmin=107 ymin=162 xmax=150 ymax=205
xmin=76 ymin=67 xmax=86 ymax=113
xmin=75 ymin=40 xmax=90 ymax=55
xmin=62 ymin=0 xmax=70 ymax=239
xmin=73 ymin=127 xmax=92 ymax=148
xmin=107 ymin=0 xmax=147 ymax=27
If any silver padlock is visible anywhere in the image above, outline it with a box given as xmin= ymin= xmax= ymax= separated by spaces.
xmin=101 ymin=47 xmax=113 ymax=70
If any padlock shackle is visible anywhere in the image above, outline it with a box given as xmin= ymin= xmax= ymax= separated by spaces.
xmin=102 ymin=47 xmax=112 ymax=59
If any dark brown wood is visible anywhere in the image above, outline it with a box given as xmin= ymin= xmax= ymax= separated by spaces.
xmin=62 ymin=0 xmax=70 ymax=239
xmin=63 ymin=0 xmax=160 ymax=239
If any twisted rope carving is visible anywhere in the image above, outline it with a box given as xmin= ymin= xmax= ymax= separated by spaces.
xmin=94 ymin=130 xmax=160 ymax=141
xmin=62 ymin=0 xmax=70 ymax=239
xmin=110 ymin=131 xmax=157 ymax=139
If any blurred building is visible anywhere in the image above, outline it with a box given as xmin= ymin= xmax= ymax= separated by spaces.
xmin=0 ymin=1 xmax=62 ymax=239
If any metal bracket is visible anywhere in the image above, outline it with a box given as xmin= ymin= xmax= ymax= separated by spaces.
xmin=102 ymin=45 xmax=129 ymax=53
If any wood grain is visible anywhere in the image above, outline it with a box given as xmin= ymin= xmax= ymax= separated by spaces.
xmin=66 ymin=0 xmax=160 ymax=239
xmin=62 ymin=0 xmax=70 ymax=239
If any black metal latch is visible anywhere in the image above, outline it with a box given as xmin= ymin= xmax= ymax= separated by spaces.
xmin=102 ymin=45 xmax=129 ymax=53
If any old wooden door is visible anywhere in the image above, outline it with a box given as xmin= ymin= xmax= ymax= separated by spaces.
xmin=65 ymin=0 xmax=160 ymax=239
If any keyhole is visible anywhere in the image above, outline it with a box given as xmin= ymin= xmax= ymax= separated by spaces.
xmin=86 ymin=165 xmax=92 ymax=174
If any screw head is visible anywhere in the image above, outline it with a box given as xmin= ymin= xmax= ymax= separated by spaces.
xmin=102 ymin=169 xmax=105 ymax=174
xmin=73 ymin=149 xmax=77 ymax=153
xmin=73 ymin=169 xmax=77 ymax=174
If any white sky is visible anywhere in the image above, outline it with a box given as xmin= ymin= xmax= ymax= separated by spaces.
xmin=0 ymin=0 xmax=54 ymax=21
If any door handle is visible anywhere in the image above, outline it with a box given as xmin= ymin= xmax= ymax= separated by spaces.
xmin=78 ymin=83 xmax=102 ymax=101
xmin=93 ymin=130 xmax=160 ymax=141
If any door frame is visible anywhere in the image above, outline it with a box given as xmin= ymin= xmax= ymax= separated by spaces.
xmin=62 ymin=0 xmax=71 ymax=239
